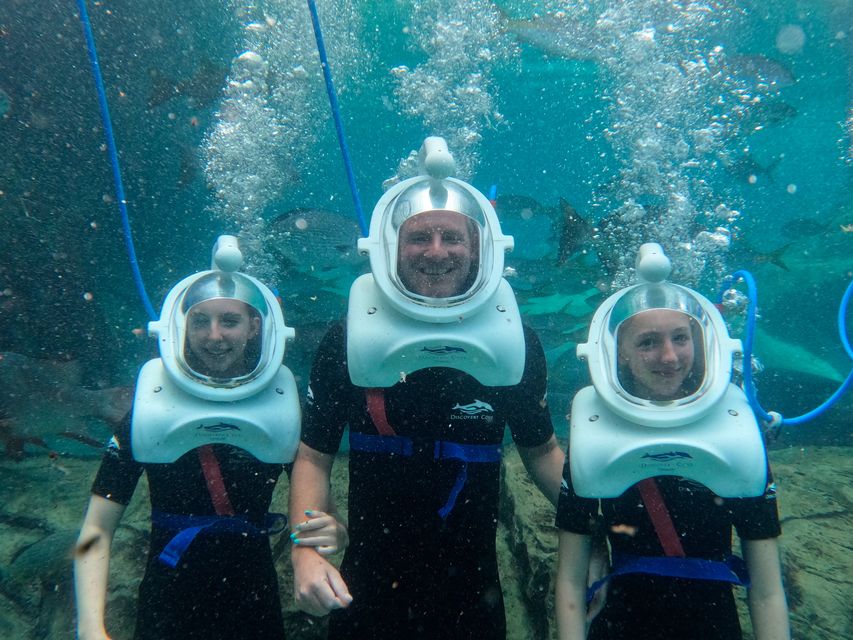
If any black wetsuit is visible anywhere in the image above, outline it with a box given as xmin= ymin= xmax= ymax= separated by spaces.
xmin=302 ymin=320 xmax=554 ymax=640
xmin=92 ymin=418 xmax=287 ymax=640
xmin=556 ymin=452 xmax=781 ymax=640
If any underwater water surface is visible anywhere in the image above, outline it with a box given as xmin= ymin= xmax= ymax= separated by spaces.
xmin=0 ymin=0 xmax=850 ymax=638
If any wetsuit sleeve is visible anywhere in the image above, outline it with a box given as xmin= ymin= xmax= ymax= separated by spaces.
xmin=300 ymin=321 xmax=350 ymax=455
xmin=555 ymin=448 xmax=599 ymax=533
xmin=729 ymin=466 xmax=782 ymax=540
xmin=91 ymin=412 xmax=143 ymax=505
xmin=507 ymin=325 xmax=555 ymax=448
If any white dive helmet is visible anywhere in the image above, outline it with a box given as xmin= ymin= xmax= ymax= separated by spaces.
xmin=347 ymin=137 xmax=525 ymax=387
xmin=357 ymin=136 xmax=514 ymax=323
xmin=148 ymin=235 xmax=295 ymax=402
xmin=577 ymin=243 xmax=742 ymax=427
xmin=133 ymin=235 xmax=300 ymax=464
xmin=570 ymin=244 xmax=767 ymax=498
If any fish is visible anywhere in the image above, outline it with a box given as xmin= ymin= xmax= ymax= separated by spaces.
xmin=0 ymin=353 xmax=132 ymax=458
xmin=495 ymin=195 xmax=605 ymax=289
xmin=0 ymin=512 xmax=52 ymax=531
xmin=0 ymin=530 xmax=78 ymax=592
xmin=267 ymin=208 xmax=365 ymax=275
xmin=503 ymin=5 xmax=689 ymax=61
xmin=0 ymin=529 xmax=82 ymax=634
xmin=505 ymin=12 xmax=602 ymax=61
xmin=724 ymin=54 xmax=795 ymax=91
xmin=739 ymin=99 xmax=798 ymax=131
xmin=556 ymin=197 xmax=593 ymax=265
xmin=147 ymin=60 xmax=229 ymax=109
xmin=518 ymin=287 xmax=602 ymax=318
xmin=729 ymin=241 xmax=792 ymax=271
xmin=780 ymin=217 xmax=831 ymax=239
xmin=494 ymin=194 xmax=560 ymax=262
xmin=722 ymin=151 xmax=783 ymax=185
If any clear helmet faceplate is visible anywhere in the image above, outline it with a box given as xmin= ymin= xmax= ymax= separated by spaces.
xmin=577 ymin=244 xmax=742 ymax=427
xmin=148 ymin=236 xmax=294 ymax=402
xmin=358 ymin=137 xmax=513 ymax=323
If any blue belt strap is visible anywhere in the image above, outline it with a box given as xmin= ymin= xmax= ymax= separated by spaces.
xmin=348 ymin=433 xmax=501 ymax=520
xmin=434 ymin=441 xmax=502 ymax=521
xmin=586 ymin=552 xmax=750 ymax=603
xmin=152 ymin=511 xmax=288 ymax=568
xmin=349 ymin=431 xmax=413 ymax=456
xmin=434 ymin=440 xmax=502 ymax=463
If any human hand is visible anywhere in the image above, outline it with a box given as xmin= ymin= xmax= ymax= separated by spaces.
xmin=291 ymin=546 xmax=353 ymax=616
xmin=290 ymin=510 xmax=348 ymax=556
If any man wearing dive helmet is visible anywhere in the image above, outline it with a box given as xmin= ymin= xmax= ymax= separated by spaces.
xmin=289 ymin=138 xmax=565 ymax=639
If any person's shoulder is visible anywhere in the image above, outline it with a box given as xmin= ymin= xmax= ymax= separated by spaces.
xmin=101 ymin=414 xmax=135 ymax=463
xmin=521 ymin=322 xmax=543 ymax=343
xmin=114 ymin=409 xmax=133 ymax=442
xmin=520 ymin=323 xmax=547 ymax=361
xmin=328 ymin=317 xmax=347 ymax=340
xmin=310 ymin=318 xmax=350 ymax=377
xmin=316 ymin=318 xmax=347 ymax=350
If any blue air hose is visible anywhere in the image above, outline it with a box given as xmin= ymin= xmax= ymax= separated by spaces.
xmin=306 ymin=0 xmax=369 ymax=237
xmin=839 ymin=276 xmax=853 ymax=360
xmin=718 ymin=271 xmax=853 ymax=428
xmin=75 ymin=0 xmax=157 ymax=321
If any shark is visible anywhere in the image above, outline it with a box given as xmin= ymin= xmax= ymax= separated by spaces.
xmin=752 ymin=329 xmax=848 ymax=385
xmin=506 ymin=9 xmax=794 ymax=78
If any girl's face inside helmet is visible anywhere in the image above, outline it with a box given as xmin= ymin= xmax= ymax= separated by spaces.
xmin=617 ymin=309 xmax=703 ymax=401
xmin=184 ymin=298 xmax=261 ymax=378
xmin=396 ymin=210 xmax=479 ymax=299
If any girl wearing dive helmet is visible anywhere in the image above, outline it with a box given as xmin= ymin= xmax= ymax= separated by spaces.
xmin=616 ymin=308 xmax=704 ymax=402
xmin=554 ymin=253 xmax=789 ymax=640
xmin=183 ymin=297 xmax=262 ymax=378
xmin=74 ymin=253 xmax=343 ymax=640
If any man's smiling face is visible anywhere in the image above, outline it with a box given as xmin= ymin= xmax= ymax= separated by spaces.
xmin=396 ymin=210 xmax=478 ymax=299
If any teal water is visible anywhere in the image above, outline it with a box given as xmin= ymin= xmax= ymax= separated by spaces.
xmin=0 ymin=0 xmax=850 ymax=637
xmin=3 ymin=1 xmax=849 ymax=411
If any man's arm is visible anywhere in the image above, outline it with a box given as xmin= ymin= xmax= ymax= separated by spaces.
xmin=518 ymin=434 xmax=565 ymax=506
xmin=288 ymin=442 xmax=353 ymax=616
xmin=743 ymin=537 xmax=790 ymax=640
